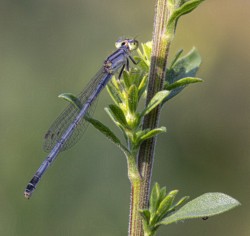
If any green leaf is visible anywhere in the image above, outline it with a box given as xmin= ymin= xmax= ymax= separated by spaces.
xmin=58 ymin=93 xmax=82 ymax=110
xmin=169 ymin=47 xmax=201 ymax=76
xmin=150 ymin=183 xmax=161 ymax=215
xmin=165 ymin=77 xmax=202 ymax=90
xmin=139 ymin=127 xmax=166 ymax=143
xmin=127 ymin=85 xmax=138 ymax=114
xmin=108 ymin=104 xmax=128 ymax=127
xmin=136 ymin=41 xmax=152 ymax=72
xmin=123 ymin=70 xmax=132 ymax=89
xmin=138 ymin=74 xmax=148 ymax=99
xmin=169 ymin=196 xmax=190 ymax=212
xmin=110 ymin=75 xmax=120 ymax=90
xmin=155 ymin=190 xmax=178 ymax=222
xmin=165 ymin=47 xmax=201 ymax=102
xmin=158 ymin=193 xmax=241 ymax=226
xmin=167 ymin=0 xmax=205 ymax=35
xmin=85 ymin=116 xmax=128 ymax=154
xmin=139 ymin=209 xmax=151 ymax=224
xmin=106 ymin=81 xmax=122 ymax=106
xmin=142 ymin=41 xmax=153 ymax=60
xmin=176 ymin=0 xmax=205 ymax=16
xmin=169 ymin=49 xmax=183 ymax=69
xmin=141 ymin=91 xmax=170 ymax=116
xmin=159 ymin=187 xmax=167 ymax=203
xmin=105 ymin=107 xmax=125 ymax=133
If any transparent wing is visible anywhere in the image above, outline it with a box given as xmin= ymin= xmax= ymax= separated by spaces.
xmin=43 ymin=68 xmax=106 ymax=152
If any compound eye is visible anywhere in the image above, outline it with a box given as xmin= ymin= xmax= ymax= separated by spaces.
xmin=115 ymin=41 xmax=122 ymax=49
xmin=128 ymin=40 xmax=139 ymax=51
xmin=115 ymin=40 xmax=127 ymax=49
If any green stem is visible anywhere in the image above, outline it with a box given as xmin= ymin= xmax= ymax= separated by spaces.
xmin=127 ymin=153 xmax=141 ymax=236
xmin=129 ymin=180 xmax=141 ymax=235
xmin=129 ymin=0 xmax=171 ymax=235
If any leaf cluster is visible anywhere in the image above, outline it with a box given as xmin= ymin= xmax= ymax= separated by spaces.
xmin=140 ymin=183 xmax=189 ymax=236
xmin=140 ymin=183 xmax=240 ymax=236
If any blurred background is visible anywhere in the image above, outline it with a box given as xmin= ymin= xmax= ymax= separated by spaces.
xmin=0 ymin=0 xmax=249 ymax=235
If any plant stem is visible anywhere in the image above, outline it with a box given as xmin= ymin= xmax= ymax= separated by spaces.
xmin=127 ymin=152 xmax=142 ymax=235
xmin=129 ymin=179 xmax=141 ymax=236
xmin=129 ymin=0 xmax=171 ymax=235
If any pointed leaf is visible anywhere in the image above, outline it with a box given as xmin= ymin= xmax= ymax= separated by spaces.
xmin=136 ymin=41 xmax=152 ymax=71
xmin=127 ymin=85 xmax=138 ymax=114
xmin=142 ymin=91 xmax=170 ymax=116
xmin=150 ymin=183 xmax=161 ymax=215
xmin=85 ymin=116 xmax=128 ymax=154
xmin=165 ymin=47 xmax=201 ymax=102
xmin=105 ymin=107 xmax=126 ymax=133
xmin=169 ymin=49 xmax=183 ymax=69
xmin=138 ymin=74 xmax=148 ymax=99
xmin=110 ymin=75 xmax=120 ymax=90
xmin=169 ymin=47 xmax=201 ymax=84
xmin=165 ymin=77 xmax=203 ymax=90
xmin=175 ymin=0 xmax=205 ymax=16
xmin=159 ymin=187 xmax=167 ymax=202
xmin=123 ymin=70 xmax=132 ymax=89
xmin=139 ymin=209 xmax=151 ymax=224
xmin=142 ymin=41 xmax=153 ymax=60
xmin=158 ymin=193 xmax=241 ymax=226
xmin=155 ymin=190 xmax=178 ymax=222
xmin=167 ymin=0 xmax=205 ymax=34
xmin=108 ymin=104 xmax=128 ymax=127
xmin=169 ymin=196 xmax=190 ymax=212
xmin=106 ymin=83 xmax=122 ymax=105
xmin=139 ymin=127 xmax=166 ymax=143
xmin=58 ymin=93 xmax=82 ymax=110
xmin=105 ymin=107 xmax=120 ymax=125
xmin=128 ymin=69 xmax=144 ymax=88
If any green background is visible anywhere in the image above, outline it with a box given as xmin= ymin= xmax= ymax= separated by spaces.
xmin=0 ymin=0 xmax=249 ymax=235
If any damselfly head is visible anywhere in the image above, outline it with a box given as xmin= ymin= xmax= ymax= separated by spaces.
xmin=115 ymin=38 xmax=139 ymax=51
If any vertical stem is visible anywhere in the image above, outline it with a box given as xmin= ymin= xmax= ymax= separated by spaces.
xmin=129 ymin=180 xmax=141 ymax=236
xmin=129 ymin=0 xmax=171 ymax=235
xmin=127 ymin=153 xmax=142 ymax=236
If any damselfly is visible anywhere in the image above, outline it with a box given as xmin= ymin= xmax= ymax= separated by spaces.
xmin=24 ymin=38 xmax=139 ymax=199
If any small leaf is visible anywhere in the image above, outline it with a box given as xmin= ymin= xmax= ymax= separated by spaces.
xmin=105 ymin=107 xmax=120 ymax=125
xmin=155 ymin=190 xmax=178 ymax=222
xmin=127 ymin=85 xmax=138 ymax=114
xmin=164 ymin=47 xmax=202 ymax=102
xmin=176 ymin=0 xmax=205 ymax=16
xmin=85 ymin=116 xmax=128 ymax=154
xmin=123 ymin=70 xmax=132 ymax=89
xmin=58 ymin=93 xmax=82 ymax=110
xmin=138 ymin=74 xmax=148 ymax=98
xmin=167 ymin=48 xmax=201 ymax=84
xmin=139 ymin=127 xmax=166 ymax=143
xmin=169 ymin=196 xmax=190 ymax=212
xmin=106 ymin=83 xmax=122 ymax=105
xmin=167 ymin=0 xmax=205 ymax=35
xmin=108 ymin=104 xmax=128 ymax=127
xmin=158 ymin=193 xmax=241 ymax=226
xmin=142 ymin=41 xmax=153 ymax=60
xmin=136 ymin=41 xmax=152 ymax=71
xmin=150 ymin=183 xmax=161 ymax=215
xmin=169 ymin=49 xmax=183 ymax=69
xmin=141 ymin=91 xmax=170 ymax=116
xmin=159 ymin=187 xmax=167 ymax=202
xmin=139 ymin=209 xmax=151 ymax=224
xmin=110 ymin=75 xmax=120 ymax=90
xmin=165 ymin=77 xmax=202 ymax=90
xmin=105 ymin=107 xmax=126 ymax=132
